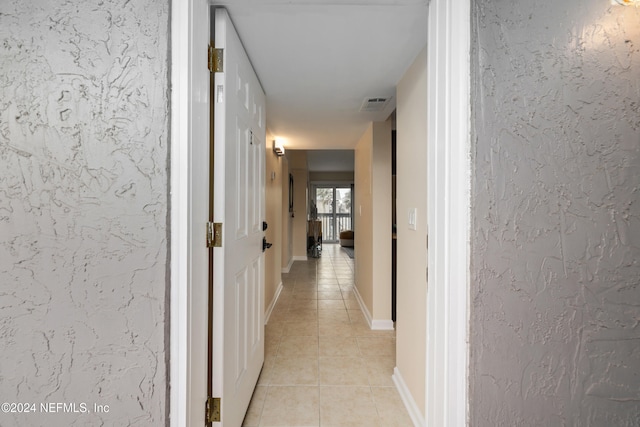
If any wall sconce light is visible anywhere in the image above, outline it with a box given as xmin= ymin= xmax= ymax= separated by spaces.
xmin=273 ymin=140 xmax=285 ymax=156
xmin=611 ymin=0 xmax=639 ymax=5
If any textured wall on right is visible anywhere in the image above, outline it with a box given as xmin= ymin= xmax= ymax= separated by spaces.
xmin=470 ymin=0 xmax=640 ymax=425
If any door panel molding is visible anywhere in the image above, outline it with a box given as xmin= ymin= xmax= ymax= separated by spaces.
xmin=211 ymin=7 xmax=266 ymax=426
xmin=170 ymin=2 xmax=266 ymax=426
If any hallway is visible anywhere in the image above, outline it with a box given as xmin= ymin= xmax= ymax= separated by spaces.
xmin=242 ymin=244 xmax=412 ymax=426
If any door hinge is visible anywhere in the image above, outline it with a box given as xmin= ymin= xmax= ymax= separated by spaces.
xmin=205 ymin=396 xmax=221 ymax=423
xmin=206 ymin=222 xmax=223 ymax=248
xmin=208 ymin=45 xmax=223 ymax=73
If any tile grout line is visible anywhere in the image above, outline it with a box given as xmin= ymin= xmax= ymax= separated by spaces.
xmin=251 ymin=246 xmax=402 ymax=426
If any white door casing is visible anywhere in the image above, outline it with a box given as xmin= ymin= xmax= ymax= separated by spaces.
xmin=212 ymin=7 xmax=266 ymax=427
xmin=168 ymin=1 xmax=266 ymax=425
xmin=170 ymin=0 xmax=212 ymax=425
xmin=170 ymin=0 xmax=471 ymax=426
xmin=425 ymin=0 xmax=470 ymax=426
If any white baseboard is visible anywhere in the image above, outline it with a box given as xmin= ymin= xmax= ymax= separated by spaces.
xmin=371 ymin=319 xmax=395 ymax=330
xmin=352 ymin=285 xmax=373 ymax=327
xmin=281 ymin=257 xmax=295 ymax=274
xmin=264 ymin=282 xmax=283 ymax=325
xmin=393 ymin=367 xmax=426 ymax=427
xmin=352 ymin=286 xmax=394 ymax=331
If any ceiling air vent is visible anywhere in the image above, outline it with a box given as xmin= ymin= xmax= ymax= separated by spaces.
xmin=360 ymin=97 xmax=391 ymax=112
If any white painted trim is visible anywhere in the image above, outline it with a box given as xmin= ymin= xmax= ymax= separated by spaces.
xmin=264 ymin=282 xmax=283 ymax=325
xmin=281 ymin=257 xmax=294 ymax=274
xmin=169 ymin=2 xmax=471 ymax=426
xmin=393 ymin=367 xmax=426 ymax=427
xmin=425 ymin=0 xmax=470 ymax=426
xmin=292 ymin=255 xmax=308 ymax=262
xmin=169 ymin=0 xmax=190 ymax=425
xmin=352 ymin=284 xmax=372 ymax=327
xmin=170 ymin=0 xmax=210 ymax=425
xmin=352 ymin=285 xmax=394 ymax=330
xmin=371 ymin=319 xmax=395 ymax=331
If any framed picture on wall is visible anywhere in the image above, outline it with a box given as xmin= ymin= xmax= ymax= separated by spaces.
xmin=289 ymin=173 xmax=294 ymax=214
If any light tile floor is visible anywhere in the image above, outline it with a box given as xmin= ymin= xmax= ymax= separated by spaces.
xmin=243 ymin=244 xmax=413 ymax=427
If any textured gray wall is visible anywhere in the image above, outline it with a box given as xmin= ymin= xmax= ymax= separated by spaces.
xmin=0 ymin=0 xmax=169 ymax=425
xmin=470 ymin=0 xmax=640 ymax=425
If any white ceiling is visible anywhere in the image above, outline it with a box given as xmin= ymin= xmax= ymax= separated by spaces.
xmin=216 ymin=0 xmax=428 ymax=150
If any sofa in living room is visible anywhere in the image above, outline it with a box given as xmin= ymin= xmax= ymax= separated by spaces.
xmin=339 ymin=230 xmax=354 ymax=247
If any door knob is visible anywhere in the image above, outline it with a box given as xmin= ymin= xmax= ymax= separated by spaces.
xmin=263 ymin=237 xmax=273 ymax=252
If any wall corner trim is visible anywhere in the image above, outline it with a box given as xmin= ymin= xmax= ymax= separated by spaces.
xmin=281 ymin=257 xmax=295 ymax=274
xmin=393 ymin=367 xmax=426 ymax=427
xmin=353 ymin=284 xmax=394 ymax=330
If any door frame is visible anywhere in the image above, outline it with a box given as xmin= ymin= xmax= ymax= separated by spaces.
xmin=425 ymin=0 xmax=470 ymax=426
xmin=310 ymin=182 xmax=354 ymax=243
xmin=170 ymin=0 xmax=211 ymax=425
xmin=169 ymin=0 xmax=472 ymax=425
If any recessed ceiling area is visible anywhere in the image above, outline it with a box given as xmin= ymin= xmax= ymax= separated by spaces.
xmin=215 ymin=0 xmax=428 ymax=150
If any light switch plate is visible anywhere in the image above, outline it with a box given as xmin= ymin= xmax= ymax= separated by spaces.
xmin=408 ymin=208 xmax=417 ymax=230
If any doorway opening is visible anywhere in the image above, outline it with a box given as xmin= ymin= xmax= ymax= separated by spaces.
xmin=312 ymin=185 xmax=353 ymax=243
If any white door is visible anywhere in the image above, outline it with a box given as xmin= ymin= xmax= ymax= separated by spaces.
xmin=211 ymin=7 xmax=266 ymax=427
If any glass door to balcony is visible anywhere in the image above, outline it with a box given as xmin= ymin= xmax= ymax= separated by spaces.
xmin=314 ymin=186 xmax=352 ymax=242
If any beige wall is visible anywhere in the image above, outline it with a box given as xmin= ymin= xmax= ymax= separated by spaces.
xmin=265 ymin=132 xmax=283 ymax=313
xmin=287 ymin=151 xmax=309 ymax=259
xmin=281 ymin=156 xmax=292 ymax=272
xmin=395 ymin=45 xmax=428 ymax=416
xmin=354 ymin=121 xmax=392 ymax=323
xmin=371 ymin=121 xmax=392 ymax=321
xmin=309 ymin=171 xmax=354 ymax=182
xmin=354 ymin=125 xmax=374 ymax=312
